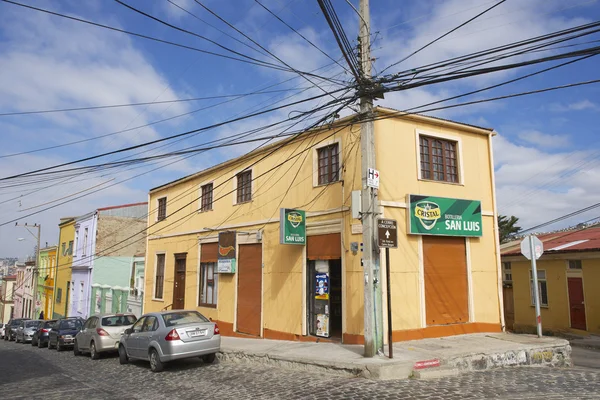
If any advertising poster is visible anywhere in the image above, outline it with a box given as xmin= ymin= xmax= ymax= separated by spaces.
xmin=408 ymin=194 xmax=483 ymax=237
xmin=217 ymin=231 xmax=236 ymax=273
xmin=280 ymin=208 xmax=306 ymax=245
xmin=315 ymin=273 xmax=329 ymax=300
xmin=316 ymin=313 xmax=329 ymax=337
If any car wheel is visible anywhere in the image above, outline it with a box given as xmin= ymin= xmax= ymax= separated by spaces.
xmin=118 ymin=345 xmax=129 ymax=365
xmin=149 ymin=349 xmax=164 ymax=372
xmin=47 ymin=340 xmax=54 ymax=350
xmin=31 ymin=339 xmax=36 ymax=346
xmin=90 ymin=341 xmax=100 ymax=360
xmin=73 ymin=340 xmax=81 ymax=356
xmin=56 ymin=341 xmax=62 ymax=352
xmin=202 ymin=353 xmax=216 ymax=364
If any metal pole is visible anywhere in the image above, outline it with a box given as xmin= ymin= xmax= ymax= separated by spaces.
xmin=34 ymin=224 xmax=40 ymax=319
xmin=359 ymin=0 xmax=382 ymax=357
xmin=385 ymin=247 xmax=393 ymax=358
xmin=529 ymin=235 xmax=543 ymax=337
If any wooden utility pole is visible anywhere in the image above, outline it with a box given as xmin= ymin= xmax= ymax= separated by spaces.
xmin=359 ymin=0 xmax=383 ymax=357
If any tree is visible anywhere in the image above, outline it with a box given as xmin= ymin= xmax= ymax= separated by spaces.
xmin=498 ymin=215 xmax=521 ymax=243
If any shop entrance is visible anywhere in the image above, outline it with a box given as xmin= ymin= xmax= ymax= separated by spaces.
xmin=307 ymin=260 xmax=342 ymax=339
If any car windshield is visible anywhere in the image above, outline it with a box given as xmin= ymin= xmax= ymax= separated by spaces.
xmin=25 ymin=321 xmax=39 ymax=328
xmin=162 ymin=311 xmax=209 ymax=327
xmin=101 ymin=315 xmax=136 ymax=327
xmin=60 ymin=320 xmax=82 ymax=330
xmin=11 ymin=320 xmax=25 ymax=327
xmin=44 ymin=321 xmax=56 ymax=328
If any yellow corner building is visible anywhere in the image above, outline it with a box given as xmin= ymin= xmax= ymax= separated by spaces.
xmin=144 ymin=107 xmax=504 ymax=343
xmin=52 ymin=217 xmax=75 ymax=319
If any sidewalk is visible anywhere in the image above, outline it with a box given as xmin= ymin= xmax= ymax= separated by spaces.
xmin=219 ymin=332 xmax=571 ymax=380
xmin=560 ymin=332 xmax=600 ymax=350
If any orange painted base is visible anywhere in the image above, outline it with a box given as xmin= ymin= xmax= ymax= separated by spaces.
xmin=345 ymin=323 xmax=501 ymax=344
xmin=216 ymin=321 xmax=501 ymax=343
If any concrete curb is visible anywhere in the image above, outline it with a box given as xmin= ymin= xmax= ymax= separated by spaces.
xmin=569 ymin=340 xmax=600 ymax=351
xmin=218 ymin=339 xmax=572 ymax=381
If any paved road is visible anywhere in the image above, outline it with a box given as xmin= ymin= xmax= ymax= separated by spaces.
xmin=1 ymin=339 xmax=600 ymax=400
xmin=571 ymin=346 xmax=600 ymax=369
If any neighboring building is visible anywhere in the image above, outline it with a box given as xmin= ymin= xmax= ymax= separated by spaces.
xmin=23 ymin=260 xmax=36 ymax=318
xmin=0 ymin=275 xmax=16 ymax=323
xmin=74 ymin=203 xmax=147 ymax=319
xmin=126 ymin=253 xmax=145 ymax=316
xmin=53 ymin=218 xmax=75 ymax=319
xmin=501 ymin=226 xmax=600 ymax=335
xmin=14 ymin=263 xmax=26 ymax=318
xmin=37 ymin=245 xmax=57 ymax=320
xmin=143 ymin=107 xmax=503 ymax=343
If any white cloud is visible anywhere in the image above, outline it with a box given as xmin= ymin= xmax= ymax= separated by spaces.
xmin=549 ymin=100 xmax=599 ymax=112
xmin=517 ymin=130 xmax=571 ymax=149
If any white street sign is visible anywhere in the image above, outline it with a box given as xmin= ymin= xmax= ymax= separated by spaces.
xmin=520 ymin=236 xmax=544 ymax=260
xmin=367 ymin=168 xmax=380 ymax=189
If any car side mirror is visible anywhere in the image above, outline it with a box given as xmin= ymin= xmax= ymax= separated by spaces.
xmin=124 ymin=328 xmax=132 ymax=335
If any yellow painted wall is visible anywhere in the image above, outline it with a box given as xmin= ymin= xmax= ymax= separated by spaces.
xmin=583 ymin=259 xmax=600 ymax=334
xmin=512 ymin=259 xmax=570 ymax=332
xmin=144 ymin=111 xmax=500 ymax=339
xmin=53 ymin=220 xmax=75 ymax=319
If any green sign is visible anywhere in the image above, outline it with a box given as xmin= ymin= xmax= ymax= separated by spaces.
xmin=408 ymin=195 xmax=482 ymax=237
xmin=280 ymin=208 xmax=306 ymax=245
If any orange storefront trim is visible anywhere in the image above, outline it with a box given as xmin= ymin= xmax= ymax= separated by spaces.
xmin=344 ymin=323 xmax=501 ymax=344
xmin=342 ymin=333 xmax=365 ymax=345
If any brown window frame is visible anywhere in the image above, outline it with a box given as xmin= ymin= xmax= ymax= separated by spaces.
xmin=236 ymin=170 xmax=252 ymax=204
xmin=154 ymin=254 xmax=165 ymax=299
xmin=198 ymin=262 xmax=218 ymax=308
xmin=419 ymin=135 xmax=459 ymax=183
xmin=200 ymin=183 xmax=213 ymax=212
xmin=317 ymin=143 xmax=340 ymax=185
xmin=157 ymin=197 xmax=167 ymax=221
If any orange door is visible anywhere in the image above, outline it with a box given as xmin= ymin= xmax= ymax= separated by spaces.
xmin=423 ymin=236 xmax=469 ymax=326
xmin=236 ymin=244 xmax=262 ymax=336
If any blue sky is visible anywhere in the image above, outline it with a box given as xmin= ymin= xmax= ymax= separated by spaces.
xmin=1 ymin=0 xmax=600 ymax=257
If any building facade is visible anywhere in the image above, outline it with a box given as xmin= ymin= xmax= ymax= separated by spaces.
xmin=143 ymin=108 xmax=503 ymax=343
xmin=23 ymin=261 xmax=36 ymax=318
xmin=501 ymin=226 xmax=600 ymax=335
xmin=37 ymin=246 xmax=57 ymax=320
xmin=53 ymin=218 xmax=75 ymax=319
xmin=14 ymin=263 xmax=26 ymax=318
xmin=72 ymin=203 xmax=147 ymax=318
xmin=0 ymin=275 xmax=16 ymax=323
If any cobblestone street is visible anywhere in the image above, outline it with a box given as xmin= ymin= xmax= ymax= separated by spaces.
xmin=1 ymin=339 xmax=600 ymax=399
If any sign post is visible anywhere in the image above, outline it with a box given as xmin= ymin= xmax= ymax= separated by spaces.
xmin=520 ymin=235 xmax=544 ymax=338
xmin=377 ymin=218 xmax=397 ymax=359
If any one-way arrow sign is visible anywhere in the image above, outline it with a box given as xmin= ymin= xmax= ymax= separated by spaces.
xmin=378 ymin=219 xmax=397 ymax=248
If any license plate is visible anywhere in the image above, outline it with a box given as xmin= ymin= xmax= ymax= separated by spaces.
xmin=189 ymin=329 xmax=207 ymax=337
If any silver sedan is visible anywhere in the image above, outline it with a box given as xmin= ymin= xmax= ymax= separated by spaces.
xmin=118 ymin=310 xmax=220 ymax=372
xmin=74 ymin=313 xmax=137 ymax=359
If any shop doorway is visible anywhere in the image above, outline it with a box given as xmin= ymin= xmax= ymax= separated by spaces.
xmin=307 ymin=259 xmax=342 ymax=339
xmin=236 ymin=244 xmax=262 ymax=336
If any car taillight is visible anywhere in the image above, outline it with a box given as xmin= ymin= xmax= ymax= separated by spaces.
xmin=42 ymin=329 xmax=49 ymax=333
xmin=165 ymin=329 xmax=180 ymax=341
xmin=96 ymin=328 xmax=109 ymax=336
xmin=214 ymin=323 xmax=220 ymax=335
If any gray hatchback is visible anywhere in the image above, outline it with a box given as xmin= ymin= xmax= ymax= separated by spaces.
xmin=118 ymin=310 xmax=220 ymax=372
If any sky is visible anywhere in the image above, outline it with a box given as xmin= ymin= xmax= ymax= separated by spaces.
xmin=0 ymin=0 xmax=599 ymax=257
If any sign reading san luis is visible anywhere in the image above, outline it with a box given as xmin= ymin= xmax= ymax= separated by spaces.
xmin=408 ymin=194 xmax=482 ymax=237
xmin=280 ymin=208 xmax=306 ymax=245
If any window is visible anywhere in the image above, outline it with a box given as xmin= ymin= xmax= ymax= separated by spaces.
xmin=131 ymin=317 xmax=145 ymax=333
xmin=568 ymin=260 xmax=582 ymax=270
xmin=78 ymin=282 xmax=84 ymax=313
xmin=157 ymin=197 xmax=167 ymax=221
xmin=200 ymin=183 xmax=213 ymax=212
xmin=142 ymin=316 xmax=158 ymax=332
xmin=199 ymin=262 xmax=218 ymax=307
xmin=56 ymin=288 xmax=62 ymax=303
xmin=74 ymin=230 xmax=79 ymax=256
xmin=67 ymin=241 xmax=73 ymax=256
xmin=502 ymin=262 xmax=512 ymax=282
xmin=61 ymin=242 xmax=66 ymax=256
xmin=155 ymin=254 xmax=165 ymax=299
xmin=83 ymin=228 xmax=89 ymax=256
xmin=317 ymin=143 xmax=339 ymax=185
xmin=419 ymin=136 xmax=458 ymax=183
xmin=236 ymin=170 xmax=252 ymax=203
xmin=162 ymin=311 xmax=209 ymax=327
xmin=530 ymin=270 xmax=548 ymax=307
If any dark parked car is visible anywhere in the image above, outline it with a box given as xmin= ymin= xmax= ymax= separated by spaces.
xmin=48 ymin=318 xmax=84 ymax=351
xmin=32 ymin=320 xmax=57 ymax=347
xmin=5 ymin=318 xmax=30 ymax=341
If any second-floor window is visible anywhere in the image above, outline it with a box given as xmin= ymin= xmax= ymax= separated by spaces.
xmin=502 ymin=262 xmax=512 ymax=282
xmin=67 ymin=241 xmax=73 ymax=256
xmin=83 ymin=228 xmax=89 ymax=256
xmin=317 ymin=143 xmax=339 ymax=185
xmin=201 ymin=183 xmax=213 ymax=212
xmin=420 ymin=136 xmax=458 ymax=183
xmin=157 ymin=197 xmax=167 ymax=221
xmin=236 ymin=171 xmax=252 ymax=204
